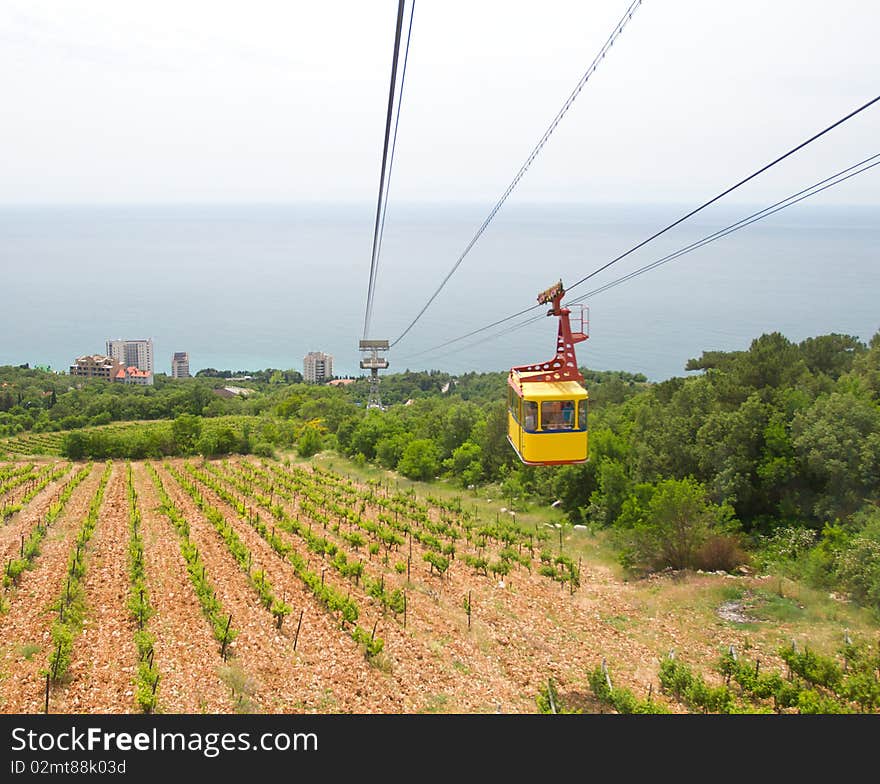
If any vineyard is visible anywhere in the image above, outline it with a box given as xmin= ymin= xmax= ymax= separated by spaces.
xmin=0 ymin=455 xmax=877 ymax=714
xmin=0 ymin=416 xmax=285 ymax=459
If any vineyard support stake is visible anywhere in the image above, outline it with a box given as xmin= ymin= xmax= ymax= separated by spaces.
xmin=293 ymin=609 xmax=304 ymax=651
xmin=220 ymin=614 xmax=233 ymax=660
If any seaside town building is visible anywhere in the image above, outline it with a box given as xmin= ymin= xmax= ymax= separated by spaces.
xmin=171 ymin=351 xmax=191 ymax=378
xmin=303 ymin=351 xmax=333 ymax=384
xmin=69 ymin=354 xmax=122 ymax=380
xmin=106 ymin=338 xmax=154 ymax=381
xmin=114 ymin=366 xmax=153 ymax=386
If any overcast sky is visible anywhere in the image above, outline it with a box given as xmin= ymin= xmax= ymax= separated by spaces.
xmin=1 ymin=0 xmax=878 ymax=206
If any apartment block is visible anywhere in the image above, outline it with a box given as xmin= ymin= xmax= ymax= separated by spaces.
xmin=70 ymin=355 xmax=122 ymax=380
xmin=106 ymin=338 xmax=154 ymax=376
xmin=171 ymin=351 xmax=190 ymax=379
xmin=303 ymin=351 xmax=333 ymax=384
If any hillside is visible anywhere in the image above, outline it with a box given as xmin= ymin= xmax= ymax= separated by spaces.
xmin=1 ymin=329 xmax=879 ymax=712
xmin=0 ymin=453 xmax=876 ymax=715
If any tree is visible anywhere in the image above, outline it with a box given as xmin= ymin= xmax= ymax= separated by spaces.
xmin=297 ymin=425 xmax=324 ymax=458
xmin=445 ymin=441 xmax=483 ymax=486
xmin=298 ymin=394 xmax=358 ymax=433
xmin=348 ymin=412 xmax=389 ymax=460
xmin=588 ymin=458 xmax=630 ymax=527
xmin=849 ymin=331 xmax=880 ymax=401
xmin=551 ymin=462 xmax=596 ymax=523
xmin=627 ymin=477 xmax=732 ymax=571
xmin=440 ymin=402 xmax=481 ymax=457
xmin=398 ymin=439 xmax=440 ymax=481
xmin=799 ymin=334 xmax=865 ymax=380
xmin=476 ymin=401 xmax=513 ymax=480
xmin=376 ymin=433 xmax=408 ymax=469
xmin=172 ymin=414 xmax=203 ymax=455
xmin=737 ymin=332 xmax=807 ymax=391
xmin=62 ymin=431 xmax=87 ymax=460
xmin=835 ymin=508 xmax=880 ymax=611
xmin=791 ymin=391 xmax=880 ymax=521
xmin=197 ymin=426 xmax=240 ymax=457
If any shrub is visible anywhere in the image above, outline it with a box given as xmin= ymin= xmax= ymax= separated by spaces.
xmin=297 ymin=425 xmax=323 ymax=458
xmin=694 ymin=534 xmax=749 ymax=572
xmin=251 ymin=441 xmax=276 ymax=458
xmin=398 ymin=439 xmax=441 ymax=481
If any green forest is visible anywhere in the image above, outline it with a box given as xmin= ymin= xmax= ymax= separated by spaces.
xmin=2 ymin=329 xmax=879 ymax=616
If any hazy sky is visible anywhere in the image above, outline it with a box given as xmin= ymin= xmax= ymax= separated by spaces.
xmin=1 ymin=0 xmax=878 ymax=206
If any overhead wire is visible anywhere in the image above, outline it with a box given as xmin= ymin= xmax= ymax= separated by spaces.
xmin=397 ymin=148 xmax=880 ymax=365
xmin=370 ymin=0 xmax=416 ymax=330
xmin=565 ymin=93 xmax=880 ymax=293
xmin=567 ymin=151 xmax=880 ymax=304
xmin=363 ymin=0 xmax=413 ymax=340
xmin=396 ymin=93 xmax=880 ymax=359
xmin=388 ymin=0 xmax=644 ymax=348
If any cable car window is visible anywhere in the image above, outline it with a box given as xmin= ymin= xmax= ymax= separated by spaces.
xmin=509 ymin=390 xmax=522 ymax=424
xmin=523 ymin=400 xmax=538 ymax=431
xmin=541 ymin=400 xmax=575 ymax=430
xmin=578 ymin=399 xmax=587 ymax=430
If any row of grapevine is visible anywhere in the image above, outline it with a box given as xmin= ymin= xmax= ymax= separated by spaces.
xmin=2 ymin=463 xmax=91 ymax=592
xmin=1 ymin=463 xmax=71 ymax=524
xmin=227 ymin=458 xmax=572 ymax=603
xmin=163 ymin=463 xmax=292 ymax=629
xmin=214 ymin=461 xmax=405 ymax=592
xmin=256 ymin=460 xmax=576 ymax=589
xmin=145 ymin=463 xmax=238 ymax=657
xmin=46 ymin=461 xmax=113 ymax=681
xmin=177 ymin=461 xmax=385 ymax=658
xmin=1 ymin=433 xmax=65 ymax=457
xmin=0 ymin=463 xmax=35 ymax=492
xmin=126 ymin=463 xmax=161 ymax=712
xmin=580 ymin=636 xmax=880 ymax=714
xmin=197 ymin=461 xmax=404 ymax=623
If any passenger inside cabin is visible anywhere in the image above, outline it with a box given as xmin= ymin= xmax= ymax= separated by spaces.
xmin=541 ymin=400 xmax=575 ymax=430
xmin=523 ymin=400 xmax=538 ymax=430
xmin=562 ymin=400 xmax=574 ymax=427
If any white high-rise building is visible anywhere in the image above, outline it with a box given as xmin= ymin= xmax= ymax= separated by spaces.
xmin=303 ymin=351 xmax=333 ymax=384
xmin=106 ymin=338 xmax=154 ymax=384
xmin=171 ymin=351 xmax=190 ymax=378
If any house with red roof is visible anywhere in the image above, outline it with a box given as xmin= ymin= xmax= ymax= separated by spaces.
xmin=114 ymin=366 xmax=154 ymax=386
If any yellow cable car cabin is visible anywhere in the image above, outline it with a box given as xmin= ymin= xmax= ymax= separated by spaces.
xmin=507 ymin=281 xmax=589 ymax=466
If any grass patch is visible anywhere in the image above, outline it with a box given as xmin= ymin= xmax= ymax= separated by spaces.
xmin=420 ymin=693 xmax=450 ymax=713
xmin=19 ymin=643 xmax=40 ymax=661
xmin=314 ymin=688 xmax=338 ymax=712
xmin=717 ymin=584 xmax=746 ymax=602
xmin=218 ymin=664 xmax=259 ymax=713
xmin=749 ymin=589 xmax=807 ymax=624
xmin=370 ymin=652 xmax=394 ymax=674
xmin=428 ymin=638 xmax=449 ymax=657
xmin=602 ymin=614 xmax=631 ymax=632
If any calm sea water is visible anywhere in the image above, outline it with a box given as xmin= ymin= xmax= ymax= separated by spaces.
xmin=1 ymin=202 xmax=877 ymax=381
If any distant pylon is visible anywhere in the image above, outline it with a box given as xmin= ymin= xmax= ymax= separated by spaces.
xmin=359 ymin=340 xmax=389 ymax=411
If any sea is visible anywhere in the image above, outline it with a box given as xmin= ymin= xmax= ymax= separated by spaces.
xmin=0 ymin=202 xmax=877 ymax=382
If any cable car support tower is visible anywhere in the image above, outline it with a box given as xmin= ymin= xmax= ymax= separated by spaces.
xmin=359 ymin=339 xmax=390 ymax=410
